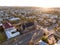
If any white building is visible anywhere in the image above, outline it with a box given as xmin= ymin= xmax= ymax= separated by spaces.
xmin=2 ymin=22 xmax=20 ymax=39
xmin=9 ymin=18 xmax=20 ymax=21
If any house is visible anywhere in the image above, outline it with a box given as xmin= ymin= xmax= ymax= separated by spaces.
xmin=21 ymin=22 xmax=36 ymax=33
xmin=47 ymin=34 xmax=56 ymax=45
xmin=2 ymin=22 xmax=20 ymax=39
xmin=9 ymin=17 xmax=20 ymax=21
xmin=0 ymin=18 xmax=3 ymax=22
xmin=0 ymin=22 xmax=2 ymax=26
xmin=9 ymin=17 xmax=20 ymax=24
xmin=55 ymin=40 xmax=60 ymax=45
xmin=16 ymin=22 xmax=36 ymax=34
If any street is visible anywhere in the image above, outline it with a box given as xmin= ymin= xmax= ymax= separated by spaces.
xmin=0 ymin=29 xmax=44 ymax=45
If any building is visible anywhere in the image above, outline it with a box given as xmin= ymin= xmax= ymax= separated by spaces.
xmin=2 ymin=22 xmax=20 ymax=39
xmin=47 ymin=34 xmax=56 ymax=45
xmin=0 ymin=22 xmax=2 ymax=26
xmin=9 ymin=17 xmax=20 ymax=21
xmin=55 ymin=40 xmax=60 ymax=45
xmin=8 ymin=17 xmax=20 ymax=24
xmin=18 ymin=22 xmax=36 ymax=34
xmin=0 ymin=18 xmax=3 ymax=22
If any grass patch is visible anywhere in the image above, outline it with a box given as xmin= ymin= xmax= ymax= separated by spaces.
xmin=0 ymin=32 xmax=7 ymax=43
xmin=42 ymin=36 xmax=48 ymax=43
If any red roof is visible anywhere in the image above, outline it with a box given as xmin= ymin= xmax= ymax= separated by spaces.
xmin=2 ymin=22 xmax=13 ymax=29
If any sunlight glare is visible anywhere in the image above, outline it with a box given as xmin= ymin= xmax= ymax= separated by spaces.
xmin=0 ymin=0 xmax=60 ymax=8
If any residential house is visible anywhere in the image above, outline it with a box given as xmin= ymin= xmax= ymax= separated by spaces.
xmin=21 ymin=22 xmax=36 ymax=33
xmin=0 ymin=18 xmax=3 ymax=22
xmin=9 ymin=18 xmax=20 ymax=21
xmin=2 ymin=22 xmax=20 ymax=39
xmin=17 ymin=22 xmax=36 ymax=34
xmin=55 ymin=40 xmax=60 ymax=45
xmin=0 ymin=22 xmax=3 ymax=27
xmin=47 ymin=34 xmax=56 ymax=45
xmin=9 ymin=17 xmax=20 ymax=24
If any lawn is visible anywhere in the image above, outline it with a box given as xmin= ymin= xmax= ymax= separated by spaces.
xmin=0 ymin=32 xmax=7 ymax=43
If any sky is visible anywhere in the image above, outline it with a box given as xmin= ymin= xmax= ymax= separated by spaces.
xmin=0 ymin=0 xmax=60 ymax=8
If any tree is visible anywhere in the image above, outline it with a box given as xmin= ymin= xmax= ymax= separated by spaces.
xmin=42 ymin=36 xmax=48 ymax=43
xmin=0 ymin=26 xmax=4 ymax=33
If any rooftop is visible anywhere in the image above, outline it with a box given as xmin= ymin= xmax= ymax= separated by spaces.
xmin=2 ymin=22 xmax=13 ymax=29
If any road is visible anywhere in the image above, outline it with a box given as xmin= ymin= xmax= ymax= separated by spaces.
xmin=0 ymin=29 xmax=44 ymax=45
